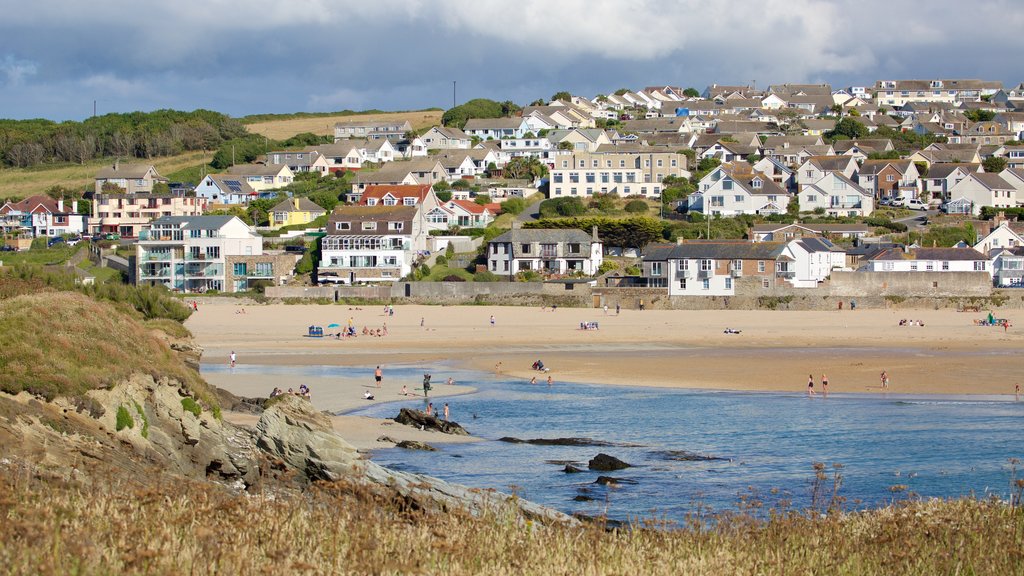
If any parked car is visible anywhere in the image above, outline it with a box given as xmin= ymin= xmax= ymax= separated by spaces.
xmin=65 ymin=236 xmax=81 ymax=246
xmin=905 ymin=198 xmax=927 ymax=210
xmin=284 ymin=245 xmax=308 ymax=253
xmin=879 ymin=197 xmax=893 ymax=207
xmin=47 ymin=237 xmax=65 ymax=247
xmin=890 ymin=197 xmax=906 ymax=207
xmin=103 ymin=232 xmax=121 ymax=240
xmin=0 ymin=244 xmax=15 ymax=252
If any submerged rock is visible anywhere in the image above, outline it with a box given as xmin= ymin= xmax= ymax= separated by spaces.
xmin=594 ymin=476 xmax=638 ymax=486
xmin=588 ymin=453 xmax=631 ymax=471
xmin=396 ymin=440 xmax=436 ymax=451
xmin=652 ymin=449 xmax=729 ymax=462
xmin=499 ymin=437 xmax=643 ymax=447
xmin=563 ymin=464 xmax=583 ymax=474
xmin=573 ymin=494 xmax=594 ymax=502
xmin=394 ymin=408 xmax=468 ymax=435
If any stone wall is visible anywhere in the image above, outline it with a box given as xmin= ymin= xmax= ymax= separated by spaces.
xmin=827 ymin=271 xmax=992 ymax=298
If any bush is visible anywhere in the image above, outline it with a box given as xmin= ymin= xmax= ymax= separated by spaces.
xmin=181 ymin=397 xmax=202 ymax=417
xmin=516 ymin=270 xmax=541 ymax=282
xmin=597 ymin=261 xmax=620 ymax=275
xmin=444 ymin=244 xmax=455 ymax=259
xmin=624 ymin=200 xmax=649 ymax=213
xmin=434 ymin=255 xmax=448 ymax=266
xmin=419 ymin=264 xmax=431 ymax=277
xmin=501 ymin=198 xmax=527 ymax=215
xmin=625 ymin=265 xmax=641 ymax=275
xmin=442 ymin=274 xmax=466 ymax=282
xmin=473 ymin=270 xmax=498 ymax=282
xmin=115 ymin=405 xmax=134 ymax=431
xmin=539 ymin=197 xmax=586 ymax=218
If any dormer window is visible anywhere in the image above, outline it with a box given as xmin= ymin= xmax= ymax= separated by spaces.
xmin=752 ymin=179 xmax=762 ymax=189
xmin=403 ymin=198 xmax=417 ymax=206
xmin=366 ymin=199 xmax=378 ymax=206
xmin=336 ymin=222 xmax=351 ymax=231
xmin=362 ymin=221 xmax=377 ymax=231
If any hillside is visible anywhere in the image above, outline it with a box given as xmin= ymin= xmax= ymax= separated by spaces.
xmin=0 ymin=150 xmax=212 ymax=201
xmin=245 ymin=110 xmax=443 ymax=140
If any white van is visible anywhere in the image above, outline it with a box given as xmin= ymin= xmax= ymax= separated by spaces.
xmin=904 ymin=198 xmax=927 ymax=210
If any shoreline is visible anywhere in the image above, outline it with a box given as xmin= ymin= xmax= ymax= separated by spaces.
xmin=186 ymin=304 xmax=1024 ymax=399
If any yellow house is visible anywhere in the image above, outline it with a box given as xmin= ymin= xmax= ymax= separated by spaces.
xmin=269 ymin=197 xmax=327 ymax=229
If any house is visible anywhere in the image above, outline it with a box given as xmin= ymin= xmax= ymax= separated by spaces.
xmin=750 ymin=157 xmax=796 ymax=190
xmin=800 ymin=118 xmax=837 ymax=136
xmin=949 ymin=121 xmax=1016 ymax=146
xmin=864 ymin=247 xmax=990 ymax=274
xmin=309 ymin=141 xmax=368 ymax=172
xmin=136 ymin=215 xmax=294 ymax=293
xmin=920 ymin=163 xmax=981 ymax=201
xmin=421 ymin=126 xmax=473 ymax=150
xmin=193 ymin=175 xmax=260 ymax=205
xmin=391 ymin=135 xmax=428 ymax=159
xmin=994 ymin=145 xmax=1024 ymax=169
xmin=946 ymin=173 xmax=1017 ymax=215
xmin=487 ymin=227 xmax=602 ymax=277
xmin=500 ymin=135 xmax=553 ymax=159
xmin=437 ymin=153 xmax=480 ymax=179
xmin=334 ymin=119 xmax=412 ymax=141
xmin=546 ymin=129 xmax=612 ymax=152
xmin=696 ymin=139 xmax=759 ymax=163
xmin=91 ymin=191 xmax=205 ymax=238
xmin=640 ymin=238 xmax=843 ymax=295
xmin=750 ymin=223 xmax=870 ymax=242
xmin=619 ymin=117 xmax=689 ymax=135
xmin=268 ymin=197 xmax=327 ymax=230
xmin=688 ymin=164 xmax=791 ymax=216
xmin=443 ymin=200 xmax=495 ymax=228
xmin=224 ymin=164 xmax=295 ymax=190
xmin=908 ymin=148 xmax=982 ymax=167
xmin=318 ymin=205 xmax=426 ymax=284
xmin=349 ymin=159 xmax=447 ymax=200
xmin=0 ymin=196 xmax=86 ymax=238
xmin=994 ymin=111 xmax=1024 ymax=139
xmin=265 ymin=150 xmax=330 ymax=175
xmin=796 ymin=156 xmax=859 ymax=188
xmin=358 ymin=184 xmax=439 ymax=208
xmin=798 ymin=172 xmax=875 ymax=217
xmin=549 ymin=150 xmax=688 ymax=198
xmin=873 ymin=79 xmax=1002 ymax=107
xmin=1000 ymin=168 xmax=1024 ymax=197
xmin=94 ymin=163 xmax=167 ymax=195
xmin=855 ymin=160 xmax=921 ymax=200
xmin=463 ymin=117 xmax=531 ymax=140
xmin=761 ymin=135 xmax=825 ymax=162
xmin=989 ymin=247 xmax=1024 ymax=287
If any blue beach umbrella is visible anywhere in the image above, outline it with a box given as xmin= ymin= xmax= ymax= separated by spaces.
xmin=327 ymin=323 xmax=341 ymax=328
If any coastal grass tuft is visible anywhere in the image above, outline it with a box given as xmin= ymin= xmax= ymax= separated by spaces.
xmin=115 ymin=406 xmax=134 ymax=431
xmin=0 ymin=467 xmax=1022 ymax=575
xmin=180 ymin=397 xmax=201 ymax=417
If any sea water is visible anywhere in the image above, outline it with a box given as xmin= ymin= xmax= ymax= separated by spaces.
xmin=215 ymin=363 xmax=1024 ymax=523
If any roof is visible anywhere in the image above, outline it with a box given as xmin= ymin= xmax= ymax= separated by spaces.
xmin=857 ymin=159 xmax=913 ymax=176
xmin=205 ymin=175 xmax=255 ymax=195
xmin=359 ymin=184 xmax=433 ymax=204
xmin=464 ymin=117 xmax=526 ymax=130
xmin=151 ymin=215 xmax=237 ymax=230
xmin=447 ymin=200 xmax=488 ymax=215
xmin=643 ymin=241 xmax=785 ymax=261
xmin=95 ymin=163 xmax=161 ymax=179
xmin=327 ymin=205 xmax=417 ymax=235
xmin=0 ymin=195 xmax=64 ymax=214
xmin=969 ymin=172 xmax=1013 ymax=190
xmin=925 ymin=163 xmax=980 ymax=179
xmin=225 ymin=163 xmax=290 ymax=177
xmin=762 ymin=135 xmax=823 ymax=149
xmin=490 ymin=228 xmax=596 ymax=247
xmin=427 ymin=125 xmax=471 ymax=140
xmin=869 ymin=247 xmax=987 ymax=261
xmin=751 ymin=223 xmax=870 ymax=233
xmin=270 ymin=197 xmax=327 ymax=213
xmin=805 ymin=156 xmax=855 ymax=171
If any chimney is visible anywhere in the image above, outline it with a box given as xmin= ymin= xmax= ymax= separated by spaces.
xmin=57 ymin=199 xmax=64 ymax=212
xmin=72 ymin=200 xmax=78 ymax=213
xmin=591 ymin=225 xmax=599 ymax=242
xmin=294 ymin=198 xmax=300 ymax=210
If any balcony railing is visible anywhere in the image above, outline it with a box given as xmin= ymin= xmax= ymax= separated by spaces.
xmin=539 ymin=249 xmax=558 ymax=259
xmin=698 ymin=269 xmax=714 ymax=279
xmin=776 ymin=270 xmax=795 ymax=279
xmin=730 ymin=267 xmax=743 ymax=277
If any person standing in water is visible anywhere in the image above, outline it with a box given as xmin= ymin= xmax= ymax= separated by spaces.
xmin=229 ymin=351 xmax=236 ymax=368
xmin=426 ymin=402 xmax=433 ymax=417
xmin=374 ymin=366 xmax=383 ymax=388
xmin=546 ymin=375 xmax=553 ymax=386
xmin=821 ymin=374 xmax=829 ymax=397
xmin=880 ymin=371 xmax=889 ymax=389
xmin=443 ymin=403 xmax=450 ymax=421
xmin=807 ymin=374 xmax=815 ymax=397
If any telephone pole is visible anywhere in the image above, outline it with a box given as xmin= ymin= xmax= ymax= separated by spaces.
xmin=453 ymin=81 xmax=457 ymax=108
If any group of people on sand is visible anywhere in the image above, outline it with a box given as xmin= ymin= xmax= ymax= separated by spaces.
xmin=271 ymin=384 xmax=311 ymax=399
xmin=806 ymin=374 xmax=830 ymax=397
xmin=362 ymin=324 xmax=388 ymax=337
xmin=898 ymin=319 xmax=925 ymax=327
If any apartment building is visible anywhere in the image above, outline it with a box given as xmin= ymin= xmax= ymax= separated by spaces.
xmin=91 ymin=192 xmax=206 ymax=238
xmin=548 ymin=149 xmax=688 ymax=198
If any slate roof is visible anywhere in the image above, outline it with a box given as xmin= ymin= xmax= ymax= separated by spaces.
xmin=969 ymin=173 xmax=1013 ymax=190
xmin=225 ymin=163 xmax=291 ymax=176
xmin=919 ymin=163 xmax=979 ymax=179
xmin=490 ymin=228 xmax=596 ymax=247
xmin=95 ymin=163 xmax=162 ymax=179
xmin=270 ymin=197 xmax=327 ymax=213
xmin=643 ymin=241 xmax=786 ymax=261
xmin=869 ymin=247 xmax=987 ymax=261
xmin=151 ymin=215 xmax=236 ymax=229
xmin=464 ymin=117 xmax=526 ymax=130
xmin=327 ymin=205 xmax=417 ymax=236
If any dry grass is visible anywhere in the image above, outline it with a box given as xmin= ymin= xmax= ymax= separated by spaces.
xmin=0 ymin=151 xmax=213 ymax=202
xmin=246 ymin=110 xmax=443 ymax=140
xmin=0 ymin=464 xmax=1022 ymax=575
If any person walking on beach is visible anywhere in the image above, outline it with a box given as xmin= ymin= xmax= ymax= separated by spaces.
xmin=420 ymin=317 xmax=425 ymax=328
xmin=374 ymin=366 xmax=383 ymax=388
xmin=490 ymin=315 xmax=495 ymax=326
xmin=443 ymin=403 xmax=450 ymax=421
xmin=807 ymin=374 xmax=815 ymax=397
xmin=603 ymin=304 xmax=608 ymax=315
xmin=821 ymin=374 xmax=829 ymax=397
xmin=615 ymin=303 xmax=620 ymax=315
xmin=229 ymin=351 xmax=236 ymax=368
xmin=1016 ymin=383 xmax=1020 ymax=401
xmin=880 ymin=371 xmax=889 ymax=389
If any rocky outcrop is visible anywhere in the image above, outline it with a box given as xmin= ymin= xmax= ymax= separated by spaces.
xmin=396 ymin=440 xmax=436 ymax=451
xmin=255 ymin=395 xmax=362 ymax=482
xmin=499 ymin=437 xmax=644 ymax=447
xmin=588 ymin=453 xmax=631 ymax=471
xmin=594 ymin=476 xmax=638 ymax=486
xmin=394 ymin=408 xmax=468 ymax=435
xmin=563 ymin=465 xmax=583 ymax=473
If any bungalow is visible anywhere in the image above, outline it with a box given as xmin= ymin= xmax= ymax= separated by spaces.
xmin=421 ymin=126 xmax=473 ymax=150
xmin=688 ymin=165 xmax=791 ymax=216
xmin=268 ymin=197 xmax=327 ymax=230
xmin=546 ymin=128 xmax=612 ymax=153
xmin=311 ymin=141 xmax=367 ymax=172
xmin=444 ymin=199 xmax=495 ymax=228
xmin=798 ymin=172 xmax=875 ymax=217
xmin=265 ymin=150 xmax=329 ymax=175
xmin=864 ymin=247 xmax=990 ymax=274
xmin=318 ymin=205 xmax=426 ymax=284
xmin=640 ymin=238 xmax=843 ymax=295
xmin=224 ymin=163 xmax=295 ymax=190
xmin=193 ymin=174 xmax=260 ymax=205
xmin=0 ymin=195 xmax=86 ymax=238
xmin=908 ymin=148 xmax=982 ymax=168
xmin=463 ymin=117 xmax=531 ymax=140
xmin=855 ymin=160 xmax=921 ymax=201
xmin=750 ymin=223 xmax=870 ymax=242
xmin=94 ymin=163 xmax=167 ymax=195
xmin=947 ymin=173 xmax=1017 ymax=215
xmin=487 ymin=227 xmax=602 ymax=277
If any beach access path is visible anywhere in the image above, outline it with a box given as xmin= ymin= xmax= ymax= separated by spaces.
xmin=187 ymin=303 xmax=1024 ymax=403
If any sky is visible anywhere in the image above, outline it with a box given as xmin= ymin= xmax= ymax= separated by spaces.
xmin=1 ymin=0 xmax=1022 ymax=121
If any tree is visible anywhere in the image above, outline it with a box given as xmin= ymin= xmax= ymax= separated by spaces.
xmin=500 ymin=198 xmax=527 ymax=215
xmin=442 ymin=98 xmax=507 ymax=129
xmin=682 ymin=87 xmax=700 ymax=98
xmin=825 ymin=118 xmax=869 ymax=141
xmin=983 ymin=156 xmax=1008 ymax=173
xmin=503 ymin=156 xmax=547 ymax=181
xmin=551 ymin=91 xmax=572 ymax=102
xmin=614 ymin=88 xmax=629 ymax=96
xmin=101 ymin=181 xmax=125 ymax=194
xmin=624 ymin=200 xmax=649 ymax=213
xmin=964 ymin=109 xmax=996 ymax=123
xmin=151 ymin=182 xmax=170 ymax=195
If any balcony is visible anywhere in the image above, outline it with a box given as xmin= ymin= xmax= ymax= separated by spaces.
xmin=698 ymin=269 xmax=714 ymax=279
xmin=185 ymin=265 xmax=224 ymax=278
xmin=679 ymin=268 xmax=695 ymax=278
xmin=776 ymin=270 xmax=795 ymax=279
xmin=139 ymin=268 xmax=171 ymax=278
xmin=730 ymin=267 xmax=743 ymax=277
xmin=539 ymin=249 xmax=558 ymax=259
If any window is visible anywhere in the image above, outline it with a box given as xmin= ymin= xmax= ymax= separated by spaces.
xmin=734 ymin=195 xmax=743 ymax=203
xmin=886 ymin=174 xmax=895 ymax=182
xmin=733 ymin=259 xmax=742 ymax=271
xmin=389 ymin=221 xmax=403 ymax=231
xmin=710 ymin=196 xmax=724 ymax=207
xmin=723 ymin=180 xmax=733 ymax=190
xmin=651 ymin=262 xmax=663 ymax=276
xmin=521 ymin=243 xmax=531 ymax=254
xmin=678 ymin=260 xmax=689 ymax=271
xmin=403 ymin=197 xmax=417 ymax=206
xmin=752 ymin=179 xmax=762 ymax=189
xmin=807 ymin=195 xmax=817 ymax=202
xmin=362 ymin=221 xmax=377 ymax=231
xmin=725 ymin=277 xmax=732 ymax=289
xmin=700 ymin=259 xmax=713 ymax=271
xmin=910 ymin=262 xmax=918 ymax=271
xmin=567 ymin=243 xmax=581 ymax=254
xmin=762 ymin=278 xmax=770 ymax=288
xmin=255 ymin=262 xmax=272 ymax=276
xmin=233 ymin=263 xmax=247 ymax=276
xmin=679 ymin=279 xmax=687 ymax=289
xmin=702 ymin=279 xmax=710 ymax=290
xmin=758 ymin=260 xmax=766 ymax=273
xmin=553 ymin=174 xmax=563 ymax=183
xmin=206 ymin=246 xmax=220 ymax=259
xmin=974 ymin=261 xmax=986 ymax=271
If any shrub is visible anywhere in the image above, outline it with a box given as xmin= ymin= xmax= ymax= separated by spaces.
xmin=624 ymin=200 xmax=649 ymax=213
xmin=181 ymin=397 xmax=202 ymax=417
xmin=473 ymin=270 xmax=498 ymax=282
xmin=419 ymin=264 xmax=431 ymax=276
xmin=115 ymin=405 xmax=134 ymax=431
xmin=539 ymin=197 xmax=586 ymax=218
xmin=445 ymin=244 xmax=455 ymax=259
xmin=625 ymin=265 xmax=641 ymax=275
xmin=597 ymin=261 xmax=619 ymax=274
xmin=434 ymin=255 xmax=448 ymax=266
xmin=516 ymin=270 xmax=541 ymax=282
xmin=443 ymin=274 xmax=466 ymax=282
xmin=133 ymin=401 xmax=149 ymax=439
xmin=501 ymin=198 xmax=527 ymax=215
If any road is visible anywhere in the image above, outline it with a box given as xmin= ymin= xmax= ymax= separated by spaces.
xmin=894 ymin=209 xmax=939 ymax=230
xmin=516 ymin=198 xmax=545 ymax=223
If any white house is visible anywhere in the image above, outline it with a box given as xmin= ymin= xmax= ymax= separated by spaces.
xmin=947 ymin=173 xmax=1017 ymax=216
xmin=318 ymin=205 xmax=427 ymax=284
xmin=265 ymin=150 xmax=330 ymax=175
xmin=796 ymin=156 xmax=859 ymax=189
xmin=224 ymin=163 xmax=295 ymax=190
xmin=487 ymin=227 xmax=602 ymax=277
xmin=921 ymin=163 xmax=981 ymax=201
xmin=463 ymin=118 xmax=531 ymax=140
xmin=865 ymin=247 xmax=990 ymax=275
xmin=688 ymin=165 xmax=791 ymax=216
xmin=193 ymin=174 xmax=260 ymax=205
xmin=798 ymin=172 xmax=875 ymax=217
xmin=0 ymin=195 xmax=86 ymax=238
xmin=421 ymin=126 xmax=472 ymax=150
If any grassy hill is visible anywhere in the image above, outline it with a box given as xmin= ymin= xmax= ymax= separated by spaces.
xmin=0 ymin=151 xmax=213 ymax=202
xmin=245 ymin=110 xmax=443 ymax=140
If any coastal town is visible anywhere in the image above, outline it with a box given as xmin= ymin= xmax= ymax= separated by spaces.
xmin=3 ymin=78 xmax=1024 ymax=309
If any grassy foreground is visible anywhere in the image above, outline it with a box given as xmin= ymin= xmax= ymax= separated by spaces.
xmin=1 ymin=466 xmax=1022 ymax=575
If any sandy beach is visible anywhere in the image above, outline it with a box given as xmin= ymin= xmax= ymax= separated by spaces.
xmin=187 ymin=303 xmax=1024 ymax=411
